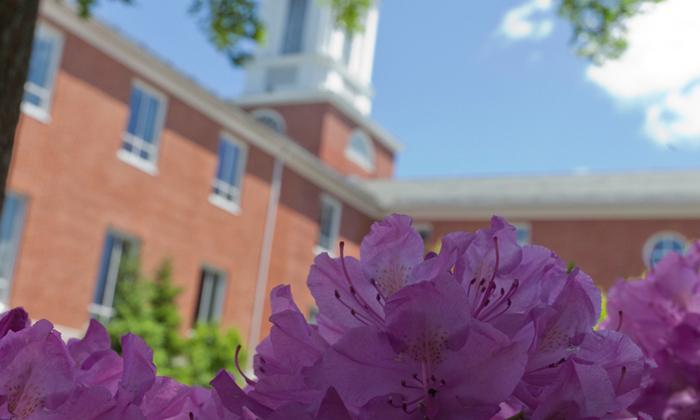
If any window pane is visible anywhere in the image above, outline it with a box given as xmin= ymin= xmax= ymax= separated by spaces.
xmin=126 ymin=87 xmax=143 ymax=136
xmin=350 ymin=135 xmax=369 ymax=158
xmin=26 ymin=35 xmax=54 ymax=89
xmin=282 ymin=0 xmax=307 ymax=54
xmin=142 ymin=94 xmax=160 ymax=144
xmin=93 ymin=233 xmax=136 ymax=317
xmin=23 ymin=91 xmax=41 ymax=107
xmin=318 ymin=201 xmax=335 ymax=250
xmin=0 ymin=195 xmax=26 ymax=305
xmin=256 ymin=115 xmax=283 ymax=133
xmin=226 ymin=144 xmax=241 ymax=187
xmin=213 ymin=139 xmax=243 ymax=202
xmin=196 ymin=269 xmax=225 ymax=323
xmin=94 ymin=233 xmax=116 ymax=305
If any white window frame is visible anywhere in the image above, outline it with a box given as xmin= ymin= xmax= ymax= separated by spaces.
xmin=643 ymin=231 xmax=687 ymax=268
xmin=344 ymin=129 xmax=376 ymax=173
xmin=195 ymin=265 xmax=227 ymax=324
xmin=117 ymin=79 xmax=168 ymax=176
xmin=251 ymin=108 xmax=286 ymax=134
xmin=512 ymin=222 xmax=532 ymax=246
xmin=209 ymin=132 xmax=248 ymax=215
xmin=21 ymin=22 xmax=64 ymax=124
xmin=314 ymin=194 xmax=343 ymax=256
xmin=88 ymin=230 xmax=139 ymax=323
xmin=0 ymin=193 xmax=28 ymax=312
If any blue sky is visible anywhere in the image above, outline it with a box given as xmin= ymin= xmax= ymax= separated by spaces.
xmin=87 ymin=0 xmax=700 ymax=179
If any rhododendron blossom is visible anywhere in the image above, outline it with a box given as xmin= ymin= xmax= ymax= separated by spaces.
xmin=0 ymin=214 xmax=654 ymax=420
xmin=603 ymin=241 xmax=700 ymax=419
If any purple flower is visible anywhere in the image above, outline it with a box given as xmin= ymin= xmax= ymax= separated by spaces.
xmin=324 ymin=275 xmax=530 ymax=420
xmin=603 ymin=241 xmax=700 ymax=419
xmin=0 ymin=312 xmax=219 ymax=419
xmin=0 ymin=307 xmax=30 ymax=339
xmin=0 ymin=320 xmax=75 ymax=418
xmin=307 ymin=214 xmax=460 ymax=330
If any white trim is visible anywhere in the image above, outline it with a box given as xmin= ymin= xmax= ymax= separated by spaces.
xmin=247 ymin=53 xmax=375 ymax=97
xmin=248 ymin=158 xmax=284 ymax=363
xmin=642 ymin=231 xmax=687 ymax=268
xmin=316 ymin=194 xmax=342 ymax=255
xmin=344 ymin=129 xmax=375 ymax=173
xmin=117 ymin=149 xmax=159 ymax=175
xmin=251 ymin=108 xmax=286 ymax=134
xmin=208 ymin=193 xmax=241 ymax=215
xmin=52 ymin=324 xmax=83 ymax=341
xmin=21 ymin=21 xmax=65 ymax=123
xmin=40 ymin=1 xmax=384 ymax=220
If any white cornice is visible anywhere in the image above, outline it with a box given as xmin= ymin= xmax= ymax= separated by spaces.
xmin=247 ymin=53 xmax=376 ymax=98
xmin=235 ymin=90 xmax=404 ymax=153
xmin=362 ymin=171 xmax=700 ymax=221
xmin=40 ymin=0 xmax=384 ymax=219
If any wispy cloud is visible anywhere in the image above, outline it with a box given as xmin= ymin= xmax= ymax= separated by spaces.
xmin=587 ymin=0 xmax=700 ymax=145
xmin=498 ymin=0 xmax=555 ymax=41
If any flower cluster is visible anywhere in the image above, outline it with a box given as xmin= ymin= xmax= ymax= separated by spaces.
xmin=215 ymin=214 xmax=652 ymax=420
xmin=603 ymin=241 xmax=700 ymax=419
xmin=0 ymin=307 xmax=218 ymax=419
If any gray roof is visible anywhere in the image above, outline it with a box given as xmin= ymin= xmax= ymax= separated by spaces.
xmin=360 ymin=171 xmax=700 ymax=220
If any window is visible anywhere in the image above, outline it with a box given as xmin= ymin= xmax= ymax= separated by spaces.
xmin=118 ymin=81 xmax=167 ymax=174
xmin=90 ymin=231 xmax=138 ymax=323
xmin=210 ymin=134 xmax=248 ymax=214
xmin=344 ymin=129 xmax=376 ymax=172
xmin=252 ymin=109 xmax=286 ymax=134
xmin=316 ymin=195 xmax=342 ymax=254
xmin=195 ymin=267 xmax=226 ymax=324
xmin=22 ymin=23 xmax=64 ymax=122
xmin=282 ymin=0 xmax=308 ymax=54
xmin=0 ymin=194 xmax=27 ymax=311
xmin=643 ymin=232 xmax=687 ymax=268
xmin=513 ymin=223 xmax=532 ymax=246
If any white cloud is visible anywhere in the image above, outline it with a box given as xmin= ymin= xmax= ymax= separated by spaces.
xmin=498 ymin=0 xmax=555 ymax=40
xmin=586 ymin=0 xmax=700 ymax=145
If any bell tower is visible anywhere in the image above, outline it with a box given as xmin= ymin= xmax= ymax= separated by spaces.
xmin=240 ymin=0 xmax=380 ymax=115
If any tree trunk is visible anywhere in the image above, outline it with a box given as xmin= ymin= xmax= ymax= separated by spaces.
xmin=0 ymin=0 xmax=40 ymax=214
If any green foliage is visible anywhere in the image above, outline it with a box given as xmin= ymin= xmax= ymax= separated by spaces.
xmin=189 ymin=0 xmax=265 ymax=66
xmin=167 ymin=322 xmax=247 ymax=387
xmin=106 ymin=257 xmax=245 ymax=387
xmin=566 ymin=260 xmax=576 ymax=274
xmin=325 ymin=0 xmax=372 ymax=33
xmin=558 ymin=0 xmax=667 ymax=63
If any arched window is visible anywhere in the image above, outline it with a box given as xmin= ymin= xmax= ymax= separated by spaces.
xmin=251 ymin=109 xmax=286 ymax=134
xmin=344 ymin=129 xmax=375 ymax=172
xmin=643 ymin=231 xmax=687 ymax=268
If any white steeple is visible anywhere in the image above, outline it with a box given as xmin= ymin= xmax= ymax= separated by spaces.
xmin=240 ymin=0 xmax=380 ymax=115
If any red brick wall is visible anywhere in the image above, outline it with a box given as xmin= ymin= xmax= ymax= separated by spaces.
xmin=8 ymin=21 xmax=273 ymax=343
xmin=425 ymin=219 xmax=700 ymax=291
xmin=244 ymin=103 xmax=395 ymax=179
xmin=260 ymin=168 xmax=375 ymax=339
xmin=8 ymin=17 xmax=382 ymax=352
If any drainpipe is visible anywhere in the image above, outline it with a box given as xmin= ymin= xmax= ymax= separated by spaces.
xmin=247 ymin=157 xmax=284 ymax=370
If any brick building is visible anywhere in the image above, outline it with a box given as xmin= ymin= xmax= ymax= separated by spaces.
xmin=4 ymin=0 xmax=700 ymax=356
